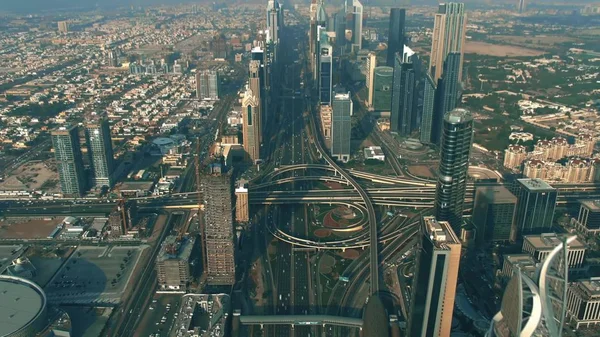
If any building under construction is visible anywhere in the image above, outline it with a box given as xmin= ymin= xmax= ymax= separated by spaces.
xmin=202 ymin=166 xmax=236 ymax=286
xmin=156 ymin=235 xmax=198 ymax=290
xmin=107 ymin=199 xmax=137 ymax=237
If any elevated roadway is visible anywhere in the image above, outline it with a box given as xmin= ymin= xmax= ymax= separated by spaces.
xmin=239 ymin=315 xmax=363 ymax=329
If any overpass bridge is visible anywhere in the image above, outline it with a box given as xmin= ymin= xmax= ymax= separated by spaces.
xmin=239 ymin=314 xmax=363 ymax=329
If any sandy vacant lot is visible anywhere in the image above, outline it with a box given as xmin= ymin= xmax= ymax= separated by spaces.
xmin=0 ymin=160 xmax=58 ymax=191
xmin=465 ymin=41 xmax=545 ymax=57
xmin=0 ymin=217 xmax=62 ymax=239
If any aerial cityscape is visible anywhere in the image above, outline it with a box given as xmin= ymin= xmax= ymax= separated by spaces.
xmin=0 ymin=0 xmax=600 ymax=337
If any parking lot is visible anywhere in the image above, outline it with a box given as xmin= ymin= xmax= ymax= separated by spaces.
xmin=45 ymin=245 xmax=145 ymax=305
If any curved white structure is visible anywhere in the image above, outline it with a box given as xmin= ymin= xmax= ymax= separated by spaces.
xmin=488 ymin=235 xmax=575 ymax=337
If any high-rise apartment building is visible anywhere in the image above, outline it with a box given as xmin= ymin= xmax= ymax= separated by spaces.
xmin=331 ymin=92 xmax=352 ymax=162
xmin=429 ymin=3 xmax=466 ymax=82
xmin=345 ymin=0 xmax=363 ymax=52
xmin=372 ymin=66 xmax=394 ymax=112
xmin=503 ymin=144 xmax=528 ymax=170
xmin=514 ymin=178 xmax=557 ymax=237
xmin=419 ymin=73 xmax=437 ymax=144
xmin=196 ymin=70 xmax=219 ymax=100
xmin=408 ymin=216 xmax=461 ymax=337
xmin=51 ymin=126 xmax=86 ymax=197
xmin=242 ymin=87 xmax=261 ymax=163
xmin=202 ymin=170 xmax=236 ymax=286
xmin=318 ymin=28 xmax=333 ymax=105
xmin=431 ymin=52 xmax=461 ymax=145
xmin=366 ymin=52 xmax=376 ymax=109
xmin=386 ymin=8 xmax=406 ymax=67
xmin=57 ymin=21 xmax=69 ymax=33
xmin=85 ymin=119 xmax=115 ymax=188
xmin=472 ymin=186 xmax=517 ymax=244
xmin=434 ymin=108 xmax=473 ymax=232
xmin=391 ymin=46 xmax=417 ymax=135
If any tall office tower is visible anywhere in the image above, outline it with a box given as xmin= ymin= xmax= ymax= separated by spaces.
xmin=266 ymin=0 xmax=281 ymax=46
xmin=107 ymin=49 xmax=119 ymax=67
xmin=419 ymin=73 xmax=437 ymax=144
xmin=386 ymin=8 xmax=406 ymax=67
xmin=434 ymin=108 xmax=473 ymax=232
xmin=408 ymin=216 xmax=461 ymax=337
xmin=472 ymin=186 xmax=517 ymax=245
xmin=334 ymin=9 xmax=347 ymax=53
xmin=372 ymin=66 xmax=394 ymax=112
xmin=51 ymin=126 xmax=86 ymax=197
xmin=196 ymin=70 xmax=219 ymax=100
xmin=346 ymin=0 xmax=363 ymax=52
xmin=429 ymin=2 xmax=466 ymax=82
xmin=57 ymin=21 xmax=69 ymax=33
xmin=202 ymin=170 xmax=236 ymax=286
xmin=518 ymin=0 xmax=526 ymax=13
xmin=514 ymin=178 xmax=557 ymax=237
xmin=251 ymin=46 xmax=268 ymax=135
xmin=366 ymin=52 xmax=376 ymax=109
xmin=391 ymin=46 xmax=417 ymax=135
xmin=85 ymin=119 xmax=115 ymax=188
xmin=331 ymin=92 xmax=353 ymax=162
xmin=431 ymin=52 xmax=461 ymax=145
xmin=211 ymin=34 xmax=228 ymax=59
xmin=309 ymin=0 xmax=319 ymax=77
xmin=318 ymin=28 xmax=333 ymax=105
xmin=242 ymin=87 xmax=261 ymax=163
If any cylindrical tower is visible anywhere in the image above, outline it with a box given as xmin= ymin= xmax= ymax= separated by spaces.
xmin=434 ymin=108 xmax=474 ymax=232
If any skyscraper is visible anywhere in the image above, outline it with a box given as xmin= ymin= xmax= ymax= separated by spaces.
xmin=514 ymin=178 xmax=557 ymax=237
xmin=386 ymin=8 xmax=406 ymax=67
xmin=391 ymin=46 xmax=417 ymax=135
xmin=518 ymin=0 xmax=526 ymax=13
xmin=434 ymin=108 xmax=473 ymax=232
xmin=57 ymin=21 xmax=69 ymax=33
xmin=429 ymin=3 xmax=467 ymax=82
xmin=196 ymin=70 xmax=219 ymax=100
xmin=372 ymin=66 xmax=394 ymax=112
xmin=51 ymin=126 xmax=86 ymax=197
xmin=419 ymin=73 xmax=437 ymax=144
xmin=431 ymin=52 xmax=461 ymax=145
xmin=472 ymin=186 xmax=517 ymax=245
xmin=202 ymin=170 xmax=236 ymax=286
xmin=331 ymin=91 xmax=352 ymax=162
xmin=266 ymin=0 xmax=281 ymax=45
xmin=366 ymin=52 xmax=376 ymax=109
xmin=345 ymin=0 xmax=363 ymax=52
xmin=242 ymin=87 xmax=261 ymax=163
xmin=85 ymin=119 xmax=115 ymax=188
xmin=318 ymin=28 xmax=333 ymax=105
xmin=408 ymin=216 xmax=461 ymax=337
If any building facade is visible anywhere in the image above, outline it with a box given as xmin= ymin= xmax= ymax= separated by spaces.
xmin=434 ymin=108 xmax=474 ymax=232
xmin=386 ymin=8 xmax=406 ymax=67
xmin=85 ymin=119 xmax=115 ymax=188
xmin=503 ymin=144 xmax=528 ymax=170
xmin=420 ymin=73 xmax=437 ymax=144
xmin=196 ymin=70 xmax=219 ymax=100
xmin=391 ymin=47 xmax=417 ymax=135
xmin=514 ymin=178 xmax=557 ymax=237
xmin=331 ymin=92 xmax=352 ymax=162
xmin=431 ymin=52 xmax=461 ymax=145
xmin=372 ymin=66 xmax=394 ymax=112
xmin=202 ymin=171 xmax=236 ymax=286
xmin=366 ymin=52 xmax=376 ymax=108
xmin=473 ymin=186 xmax=517 ymax=244
xmin=566 ymin=278 xmax=600 ymax=328
xmin=574 ymin=199 xmax=600 ymax=234
xmin=156 ymin=236 xmax=197 ymax=290
xmin=51 ymin=126 xmax=86 ymax=197
xmin=408 ymin=216 xmax=461 ymax=337
xmin=241 ymin=87 xmax=261 ymax=163
xmin=318 ymin=28 xmax=333 ymax=105
xmin=345 ymin=0 xmax=363 ymax=52
xmin=429 ymin=2 xmax=466 ymax=82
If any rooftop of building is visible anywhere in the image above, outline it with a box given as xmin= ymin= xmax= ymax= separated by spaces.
xmin=572 ymin=277 xmax=600 ymax=299
xmin=0 ymin=275 xmax=46 ymax=336
xmin=517 ymin=178 xmax=555 ymax=191
xmin=119 ymin=181 xmax=154 ymax=191
xmin=157 ymin=235 xmax=195 ymax=262
xmin=444 ymin=108 xmax=472 ymax=124
xmin=423 ymin=216 xmax=461 ymax=247
xmin=579 ymin=199 xmax=600 ymax=212
xmin=524 ymin=233 xmax=585 ymax=251
xmin=364 ymin=146 xmax=384 ymax=157
xmin=477 ymin=186 xmax=517 ymax=203
xmin=373 ymin=66 xmax=394 ymax=75
xmin=504 ymin=254 xmax=538 ymax=272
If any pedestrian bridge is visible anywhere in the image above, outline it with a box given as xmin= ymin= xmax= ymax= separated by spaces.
xmin=239 ymin=315 xmax=363 ymax=329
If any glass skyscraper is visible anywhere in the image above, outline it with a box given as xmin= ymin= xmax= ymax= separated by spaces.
xmin=419 ymin=73 xmax=437 ymax=144
xmin=431 ymin=52 xmax=461 ymax=145
xmin=85 ymin=119 xmax=115 ymax=188
xmin=386 ymin=8 xmax=406 ymax=67
xmin=372 ymin=66 xmax=394 ymax=112
xmin=331 ymin=92 xmax=352 ymax=162
xmin=51 ymin=126 xmax=86 ymax=197
xmin=434 ymin=108 xmax=473 ymax=232
xmin=429 ymin=2 xmax=466 ymax=82
xmin=514 ymin=178 xmax=557 ymax=237
xmin=391 ymin=48 xmax=416 ymax=135
xmin=196 ymin=70 xmax=219 ymax=100
xmin=318 ymin=28 xmax=333 ymax=105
